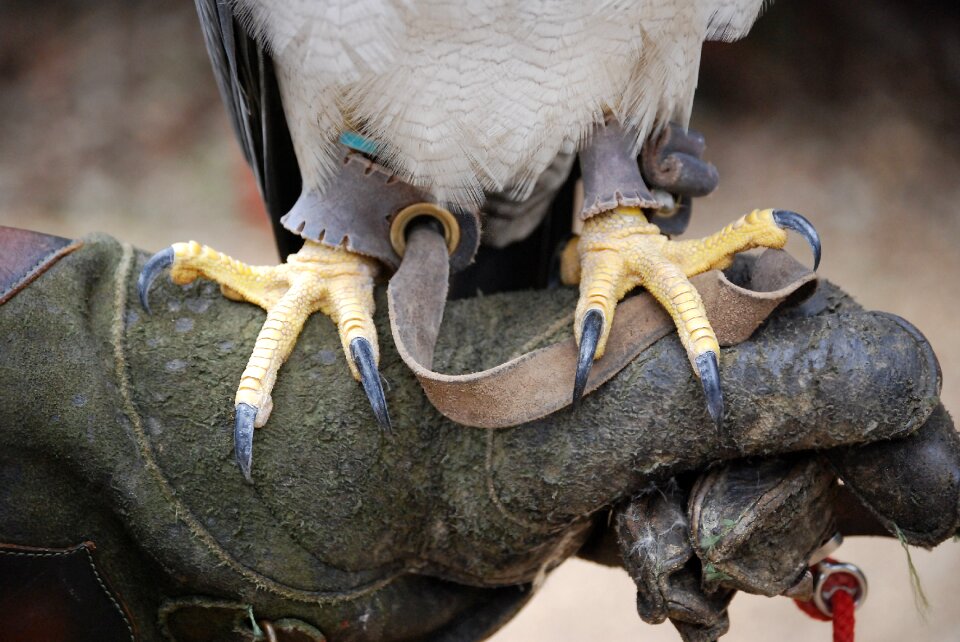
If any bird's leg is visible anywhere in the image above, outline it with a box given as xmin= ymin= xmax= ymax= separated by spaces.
xmin=139 ymin=239 xmax=387 ymax=480
xmin=564 ymin=207 xmax=820 ymax=425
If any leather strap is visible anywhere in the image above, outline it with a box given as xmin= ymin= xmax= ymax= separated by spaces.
xmin=579 ymin=118 xmax=658 ymax=219
xmin=280 ymin=148 xmax=480 ymax=271
xmin=579 ymin=120 xmax=719 ymax=237
xmin=639 ymin=123 xmax=720 ymax=236
xmin=389 ymin=227 xmax=817 ymax=428
xmin=0 ymin=226 xmax=81 ymax=305
xmin=641 ymin=122 xmax=720 ymax=198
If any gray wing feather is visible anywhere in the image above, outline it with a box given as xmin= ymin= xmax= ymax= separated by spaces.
xmin=193 ymin=0 xmax=302 ymax=257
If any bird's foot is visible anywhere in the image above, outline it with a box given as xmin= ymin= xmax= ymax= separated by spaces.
xmin=138 ymin=240 xmax=389 ymax=480
xmin=562 ymin=207 xmax=820 ymax=425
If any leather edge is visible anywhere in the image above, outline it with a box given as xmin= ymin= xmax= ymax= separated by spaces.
xmin=0 ymin=228 xmax=83 ymax=306
xmin=0 ymin=540 xmax=138 ymax=640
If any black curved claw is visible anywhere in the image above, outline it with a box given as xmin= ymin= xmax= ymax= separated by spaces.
xmin=695 ymin=351 xmax=724 ymax=429
xmin=772 ymin=210 xmax=821 ymax=271
xmin=573 ymin=309 xmax=604 ymax=408
xmin=137 ymin=247 xmax=174 ymax=314
xmin=234 ymin=402 xmax=257 ymax=483
xmin=350 ymin=337 xmax=392 ymax=432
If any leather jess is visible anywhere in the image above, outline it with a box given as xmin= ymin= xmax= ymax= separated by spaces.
xmin=389 ymin=226 xmax=817 ymax=428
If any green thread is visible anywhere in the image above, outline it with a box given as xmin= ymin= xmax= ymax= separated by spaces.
xmin=248 ymin=605 xmax=263 ymax=637
xmin=894 ymin=525 xmax=930 ymax=618
xmin=700 ymin=514 xmax=744 ymax=552
xmin=703 ymin=562 xmax=733 ymax=583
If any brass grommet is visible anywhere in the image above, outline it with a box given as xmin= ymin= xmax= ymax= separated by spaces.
xmin=390 ymin=203 xmax=460 ymax=258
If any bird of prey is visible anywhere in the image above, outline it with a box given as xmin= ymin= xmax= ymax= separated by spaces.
xmin=139 ymin=0 xmax=820 ymax=480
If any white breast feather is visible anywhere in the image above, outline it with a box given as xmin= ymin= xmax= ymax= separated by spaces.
xmin=233 ymin=0 xmax=768 ymax=206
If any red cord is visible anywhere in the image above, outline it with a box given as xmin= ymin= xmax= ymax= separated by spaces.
xmin=830 ymin=590 xmax=855 ymax=642
xmin=793 ymin=558 xmax=858 ymax=642
xmin=794 ymin=595 xmax=831 ymax=622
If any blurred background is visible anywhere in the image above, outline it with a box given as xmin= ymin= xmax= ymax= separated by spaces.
xmin=1 ymin=0 xmax=958 ymax=639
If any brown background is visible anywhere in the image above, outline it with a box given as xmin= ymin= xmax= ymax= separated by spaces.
xmin=1 ymin=1 xmax=958 ymax=639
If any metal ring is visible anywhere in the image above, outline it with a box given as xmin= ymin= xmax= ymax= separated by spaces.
xmin=809 ymin=532 xmax=844 ymax=566
xmin=812 ymin=561 xmax=868 ymax=617
xmin=390 ymin=203 xmax=460 ymax=258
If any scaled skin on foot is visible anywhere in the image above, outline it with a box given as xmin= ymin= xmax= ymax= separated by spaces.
xmin=137 ymin=207 xmax=818 ymax=479
xmin=139 ymin=239 xmax=389 ymax=480
xmin=564 ymin=206 xmax=821 ymax=423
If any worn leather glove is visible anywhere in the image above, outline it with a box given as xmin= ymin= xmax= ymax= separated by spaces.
xmin=0 ymin=228 xmax=955 ymax=641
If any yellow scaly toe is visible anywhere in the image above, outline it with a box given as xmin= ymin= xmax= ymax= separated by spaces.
xmin=138 ymin=239 xmax=389 ymax=480
xmin=564 ymin=206 xmax=820 ymax=425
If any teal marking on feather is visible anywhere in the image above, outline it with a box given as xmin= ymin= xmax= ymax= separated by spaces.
xmin=340 ymin=131 xmax=378 ymax=154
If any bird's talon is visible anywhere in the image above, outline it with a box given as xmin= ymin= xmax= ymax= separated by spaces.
xmin=137 ymin=247 xmax=175 ymax=314
xmin=350 ymin=337 xmax=392 ymax=432
xmin=771 ymin=210 xmax=821 ymax=271
xmin=695 ymin=351 xmax=724 ymax=429
xmin=234 ymin=402 xmax=258 ymax=482
xmin=573 ymin=308 xmax=604 ymax=407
